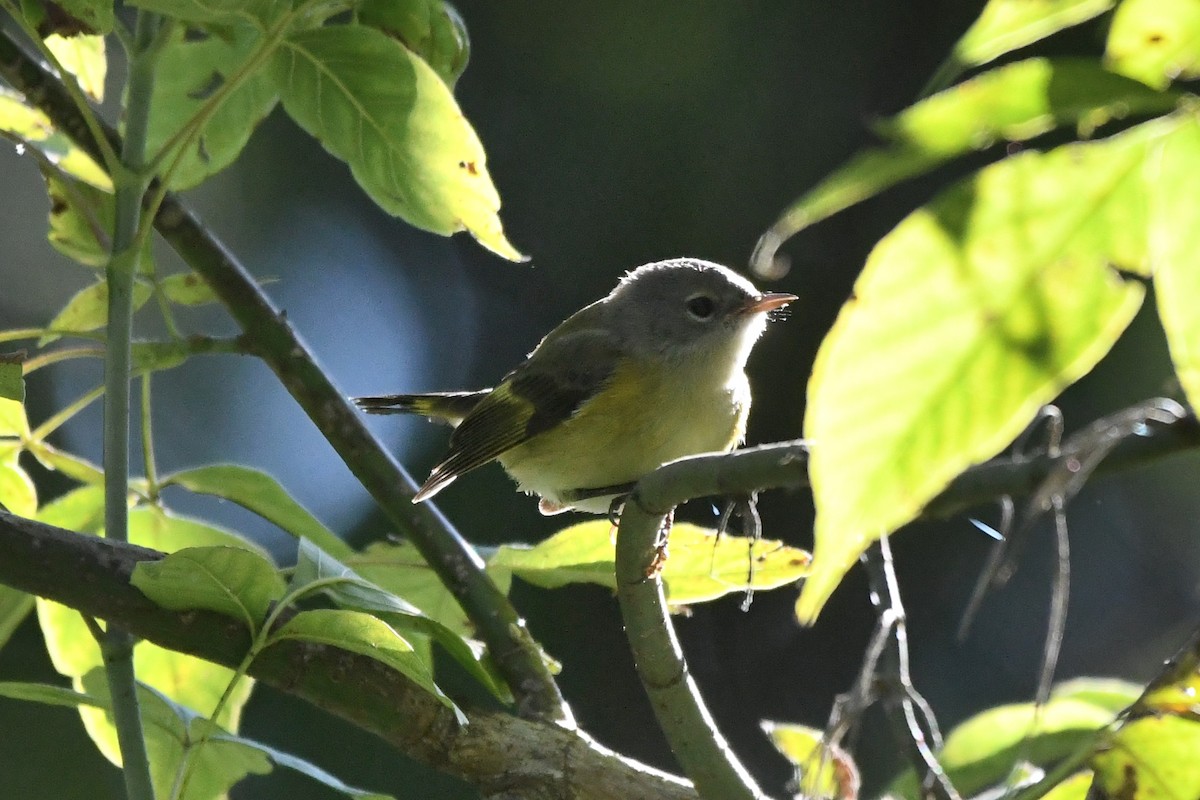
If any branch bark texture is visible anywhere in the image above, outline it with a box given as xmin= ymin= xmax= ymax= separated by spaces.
xmin=0 ymin=509 xmax=693 ymax=800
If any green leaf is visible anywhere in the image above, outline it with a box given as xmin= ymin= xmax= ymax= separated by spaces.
xmin=952 ymin=0 xmax=1115 ymax=71
xmin=0 ymin=585 xmax=34 ymax=652
xmin=41 ymin=279 xmax=154 ymax=345
xmin=0 ymin=397 xmax=30 ymax=438
xmin=1041 ymin=772 xmax=1095 ymax=800
xmin=797 ymin=119 xmax=1172 ymax=622
xmin=85 ymin=672 xmax=270 ymax=800
xmin=158 ymin=271 xmax=219 ymax=305
xmin=271 ymin=25 xmax=524 ymax=260
xmin=762 ymin=721 xmax=859 ymax=799
xmin=294 ymin=540 xmax=507 ymax=701
xmin=163 ymin=463 xmax=350 ymax=557
xmin=752 ymin=58 xmax=1178 ymax=271
xmin=887 ymin=682 xmax=1137 ymax=798
xmin=44 ymin=173 xmax=113 ymax=267
xmin=493 ymin=521 xmax=810 ymax=607
xmin=1093 ymin=715 xmax=1200 ymax=798
xmin=207 ymin=733 xmax=396 ymax=799
xmin=0 ymin=680 xmax=104 ymax=710
xmin=1051 ymin=677 xmax=1144 ymax=712
xmin=0 ymin=678 xmax=270 ymax=799
xmin=0 ymin=460 xmax=38 ymax=517
xmin=37 ymin=506 xmax=260 ymax=767
xmin=267 ymin=608 xmax=463 ymax=720
xmin=132 ymin=546 xmax=285 ymax=633
xmin=1149 ymin=115 xmax=1200 ymax=413
xmin=27 ymin=442 xmax=105 ymax=486
xmin=125 ymin=0 xmax=288 ymax=25
xmin=1106 ymin=0 xmax=1200 ymax=88
xmin=348 ymin=540 xmax=509 ymax=640
xmin=146 ymin=24 xmax=279 ymax=189
xmin=42 ymin=0 xmax=114 ymax=35
xmin=35 ymin=484 xmax=106 ymax=531
xmin=358 ymin=0 xmax=470 ymax=87
xmin=0 ymin=88 xmax=110 ymax=189
xmin=45 ymin=33 xmax=106 ymax=101
xmin=0 ymin=354 xmax=23 ymax=402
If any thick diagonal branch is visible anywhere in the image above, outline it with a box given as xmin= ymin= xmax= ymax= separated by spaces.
xmin=0 ymin=509 xmax=692 ymax=800
xmin=0 ymin=28 xmax=565 ymax=722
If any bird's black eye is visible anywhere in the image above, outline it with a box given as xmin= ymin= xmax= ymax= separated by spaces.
xmin=686 ymin=294 xmax=717 ymax=320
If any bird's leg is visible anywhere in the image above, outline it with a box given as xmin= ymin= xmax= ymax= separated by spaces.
xmin=714 ymin=493 xmax=762 ymax=610
xmin=646 ymin=508 xmax=675 ymax=577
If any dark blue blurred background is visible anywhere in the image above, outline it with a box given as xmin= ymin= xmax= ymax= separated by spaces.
xmin=3 ymin=2 xmax=1199 ymax=797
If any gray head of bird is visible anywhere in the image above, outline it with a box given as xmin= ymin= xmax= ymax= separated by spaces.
xmin=604 ymin=258 xmax=796 ymax=364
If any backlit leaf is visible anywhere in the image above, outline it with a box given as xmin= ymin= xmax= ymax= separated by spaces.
xmin=0 ymin=460 xmax=37 ymax=517
xmin=0 ymin=397 xmax=29 ymax=438
xmin=158 ymin=272 xmax=219 ymax=305
xmin=492 ymin=520 xmax=810 ymax=606
xmin=41 ymin=279 xmax=154 ymax=345
xmin=348 ymin=539 xmax=507 ymax=639
xmin=1106 ymin=0 xmax=1200 ymax=88
xmin=1093 ymin=715 xmax=1200 ymax=798
xmin=163 ymin=463 xmax=349 ymax=557
xmin=37 ymin=506 xmax=259 ymax=767
xmin=797 ymin=119 xmax=1174 ymax=622
xmin=763 ymin=721 xmax=860 ymax=800
xmin=45 ymin=33 xmax=106 ymax=101
xmin=295 ymin=540 xmax=506 ymax=700
xmin=267 ymin=608 xmax=462 ymax=719
xmin=0 ymin=585 xmax=34 ymax=652
xmin=954 ymin=0 xmax=1115 ymax=70
xmin=887 ymin=680 xmax=1138 ymax=798
xmin=0 ymin=88 xmax=111 ymax=189
xmin=752 ymin=58 xmax=1177 ymax=272
xmin=271 ymin=25 xmax=523 ymax=260
xmin=1148 ymin=114 xmax=1200 ymax=414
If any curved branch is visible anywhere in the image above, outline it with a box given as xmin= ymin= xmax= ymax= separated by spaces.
xmin=0 ymin=510 xmax=692 ymax=800
xmin=0 ymin=28 xmax=566 ymax=722
xmin=613 ymin=405 xmax=1199 ymax=798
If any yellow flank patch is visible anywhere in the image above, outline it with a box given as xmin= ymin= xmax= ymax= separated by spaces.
xmin=499 ymin=355 xmax=749 ymax=499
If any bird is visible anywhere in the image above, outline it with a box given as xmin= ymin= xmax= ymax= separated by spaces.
xmin=355 ymin=258 xmax=796 ymax=515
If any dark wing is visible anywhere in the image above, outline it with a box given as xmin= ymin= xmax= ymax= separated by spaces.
xmin=413 ymin=329 xmax=621 ymax=501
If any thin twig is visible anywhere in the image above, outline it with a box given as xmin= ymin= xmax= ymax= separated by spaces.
xmin=0 ymin=25 xmax=569 ymax=722
xmin=863 ymin=538 xmax=959 ymax=800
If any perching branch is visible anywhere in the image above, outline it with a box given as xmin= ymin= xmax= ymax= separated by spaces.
xmin=612 ymin=401 xmax=1197 ymax=799
xmin=0 ymin=509 xmax=693 ymax=800
xmin=616 ymin=445 xmax=809 ymax=800
xmin=0 ymin=27 xmax=566 ymax=723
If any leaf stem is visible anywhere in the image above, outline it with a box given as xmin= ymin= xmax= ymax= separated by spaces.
xmin=0 ymin=0 xmax=121 ymax=171
xmin=140 ymin=375 xmax=160 ymax=500
xmin=30 ymin=384 xmax=105 ymax=441
xmin=0 ymin=21 xmax=576 ymax=721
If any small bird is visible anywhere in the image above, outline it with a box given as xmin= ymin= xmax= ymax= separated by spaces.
xmin=355 ymin=258 xmax=795 ymax=515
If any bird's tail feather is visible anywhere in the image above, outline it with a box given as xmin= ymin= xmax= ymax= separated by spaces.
xmin=352 ymin=390 xmax=490 ymax=426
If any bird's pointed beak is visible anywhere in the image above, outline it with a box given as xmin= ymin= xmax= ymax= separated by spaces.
xmin=740 ymin=291 xmax=797 ymax=315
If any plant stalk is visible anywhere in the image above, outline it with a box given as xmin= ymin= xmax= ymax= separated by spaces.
xmin=101 ymin=12 xmax=162 ymax=800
